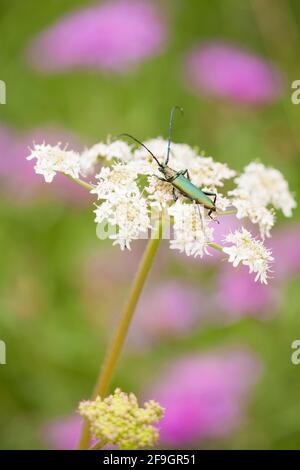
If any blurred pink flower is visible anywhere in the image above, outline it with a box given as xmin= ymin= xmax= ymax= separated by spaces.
xmin=43 ymin=415 xmax=114 ymax=450
xmin=128 ymin=281 xmax=208 ymax=348
xmin=43 ymin=415 xmax=82 ymax=450
xmin=82 ymin=243 xmax=152 ymax=291
xmin=0 ymin=124 xmax=88 ymax=204
xmin=148 ymin=348 xmax=261 ymax=446
xmin=0 ymin=125 xmax=13 ymax=163
xmin=217 ymin=264 xmax=279 ymax=319
xmin=185 ymin=41 xmax=283 ymax=105
xmin=214 ymin=223 xmax=300 ymax=320
xmin=269 ymin=223 xmax=300 ymax=280
xmin=26 ymin=0 xmax=167 ymax=74
xmin=210 ymin=213 xmax=242 ymax=253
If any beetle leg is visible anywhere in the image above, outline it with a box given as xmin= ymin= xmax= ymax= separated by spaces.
xmin=203 ymin=190 xmax=217 ymax=205
xmin=153 ymin=173 xmax=175 ymax=183
xmin=208 ymin=209 xmax=220 ymax=224
xmin=172 ymin=187 xmax=178 ymax=202
xmin=152 ymin=174 xmax=167 ymax=182
xmin=181 ymin=169 xmax=191 ymax=181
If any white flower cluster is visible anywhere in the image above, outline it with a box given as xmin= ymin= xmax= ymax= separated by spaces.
xmin=27 ymin=142 xmax=81 ymax=183
xmin=134 ymin=138 xmax=236 ymax=187
xmin=27 ymin=138 xmax=296 ymax=283
xmin=229 ymin=162 xmax=296 ymax=238
xmin=223 ymin=228 xmax=274 ymax=284
xmin=92 ymin=162 xmax=151 ymax=250
xmin=169 ymin=200 xmax=214 ymax=258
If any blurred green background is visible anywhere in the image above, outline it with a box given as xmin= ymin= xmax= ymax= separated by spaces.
xmin=1 ymin=0 xmax=300 ymax=449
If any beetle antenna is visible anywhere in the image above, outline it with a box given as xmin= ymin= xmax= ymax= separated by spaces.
xmin=118 ymin=133 xmax=162 ymax=167
xmin=165 ymin=106 xmax=183 ymax=165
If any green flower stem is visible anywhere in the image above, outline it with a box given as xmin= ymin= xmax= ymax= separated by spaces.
xmin=89 ymin=440 xmax=106 ymax=451
xmin=208 ymin=242 xmax=224 ymax=253
xmin=217 ymin=209 xmax=237 ymax=216
xmin=66 ymin=175 xmax=94 ymax=191
xmin=77 ymin=221 xmax=162 ymax=450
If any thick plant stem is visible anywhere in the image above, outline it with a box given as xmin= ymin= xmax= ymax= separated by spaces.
xmin=77 ymin=222 xmax=162 ymax=450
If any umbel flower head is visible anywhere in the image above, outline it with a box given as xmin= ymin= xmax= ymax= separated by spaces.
xmin=223 ymin=228 xmax=274 ymax=284
xmin=78 ymin=388 xmax=164 ymax=450
xmin=27 ymin=136 xmax=296 ymax=283
xmin=27 ymin=142 xmax=81 ymax=183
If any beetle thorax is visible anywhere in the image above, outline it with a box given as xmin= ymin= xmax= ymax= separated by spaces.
xmin=162 ymin=166 xmax=177 ymax=180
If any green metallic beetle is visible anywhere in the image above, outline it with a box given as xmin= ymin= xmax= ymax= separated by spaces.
xmin=120 ymin=106 xmax=218 ymax=221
